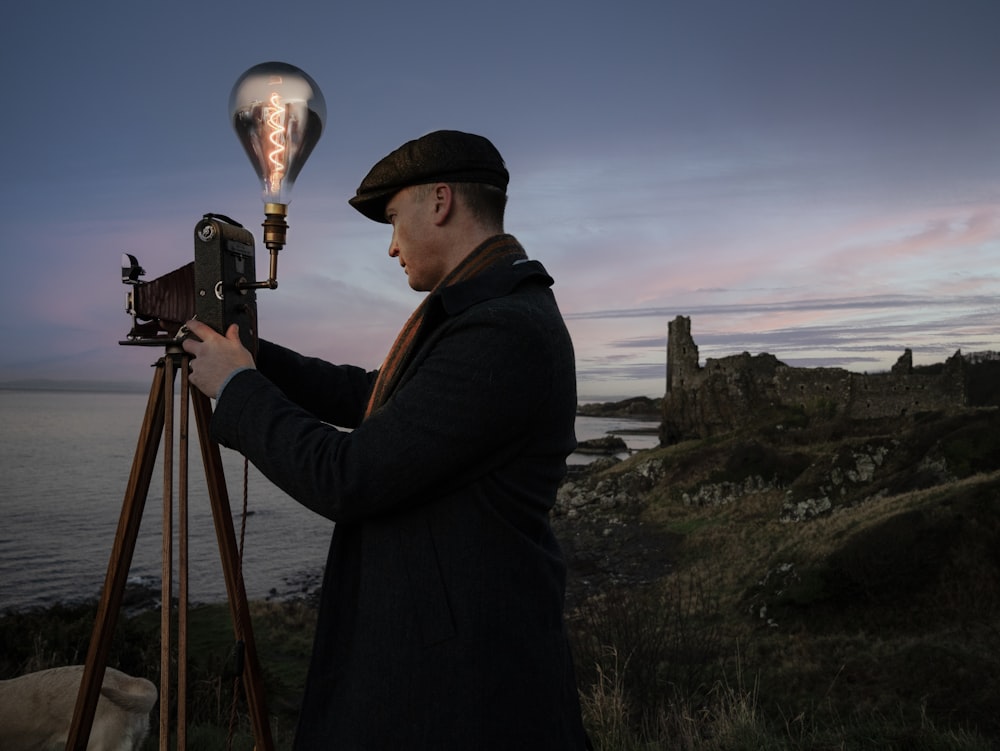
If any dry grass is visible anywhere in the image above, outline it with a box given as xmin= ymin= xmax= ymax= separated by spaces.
xmin=568 ymin=412 xmax=1000 ymax=748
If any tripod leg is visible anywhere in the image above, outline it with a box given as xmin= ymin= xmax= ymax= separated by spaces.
xmin=67 ymin=360 xmax=170 ymax=751
xmin=178 ymin=358 xmax=191 ymax=749
xmin=191 ymin=387 xmax=275 ymax=751
xmin=160 ymin=355 xmax=175 ymax=750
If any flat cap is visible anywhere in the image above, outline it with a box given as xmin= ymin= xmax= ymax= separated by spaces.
xmin=349 ymin=130 xmax=509 ymax=223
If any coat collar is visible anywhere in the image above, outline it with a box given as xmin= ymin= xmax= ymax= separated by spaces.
xmin=439 ymin=254 xmax=553 ymax=315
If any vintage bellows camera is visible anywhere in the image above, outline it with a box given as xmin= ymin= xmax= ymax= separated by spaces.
xmin=120 ymin=60 xmax=326 ymax=354
xmin=121 ymin=214 xmax=258 ymax=352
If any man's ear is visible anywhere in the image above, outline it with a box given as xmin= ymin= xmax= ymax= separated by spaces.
xmin=431 ymin=183 xmax=453 ymax=225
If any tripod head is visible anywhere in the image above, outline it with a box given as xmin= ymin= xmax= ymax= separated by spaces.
xmin=121 ymin=214 xmax=259 ymax=353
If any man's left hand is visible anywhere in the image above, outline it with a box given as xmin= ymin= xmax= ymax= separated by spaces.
xmin=181 ymin=319 xmax=255 ymax=398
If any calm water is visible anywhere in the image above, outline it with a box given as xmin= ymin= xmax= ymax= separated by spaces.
xmin=0 ymin=389 xmax=657 ymax=613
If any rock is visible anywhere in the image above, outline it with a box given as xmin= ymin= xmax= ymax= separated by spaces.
xmin=577 ymin=397 xmax=662 ymax=418
xmin=575 ymin=435 xmax=628 ymax=454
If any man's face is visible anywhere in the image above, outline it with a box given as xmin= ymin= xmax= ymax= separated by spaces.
xmin=385 ymin=185 xmax=446 ymax=291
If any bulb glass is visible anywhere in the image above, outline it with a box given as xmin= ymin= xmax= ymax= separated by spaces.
xmin=229 ymin=62 xmax=326 ymax=205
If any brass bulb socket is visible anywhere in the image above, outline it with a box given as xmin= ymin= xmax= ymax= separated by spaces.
xmin=262 ymin=204 xmax=289 ymax=251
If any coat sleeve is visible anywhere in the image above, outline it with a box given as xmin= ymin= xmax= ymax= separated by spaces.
xmin=254 ymin=339 xmax=376 ymax=429
xmin=210 ymin=298 xmax=568 ymax=523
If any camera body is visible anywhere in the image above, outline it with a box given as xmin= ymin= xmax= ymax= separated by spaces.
xmin=123 ymin=214 xmax=258 ymax=353
xmin=193 ymin=215 xmax=258 ymax=352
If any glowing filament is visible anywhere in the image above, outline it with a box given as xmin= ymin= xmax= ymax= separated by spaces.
xmin=266 ymin=92 xmax=287 ymax=188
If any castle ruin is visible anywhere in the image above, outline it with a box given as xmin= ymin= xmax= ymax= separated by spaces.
xmin=661 ymin=316 xmax=967 ymax=443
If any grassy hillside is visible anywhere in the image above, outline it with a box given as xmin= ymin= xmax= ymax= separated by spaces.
xmin=558 ymin=407 xmax=1000 ymax=749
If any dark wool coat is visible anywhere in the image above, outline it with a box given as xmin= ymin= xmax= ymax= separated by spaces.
xmin=210 ymin=247 xmax=589 ymax=749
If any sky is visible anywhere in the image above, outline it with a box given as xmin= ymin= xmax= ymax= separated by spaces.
xmin=2 ymin=0 xmax=998 ymax=402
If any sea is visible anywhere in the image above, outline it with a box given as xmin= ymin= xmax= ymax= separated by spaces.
xmin=0 ymin=388 xmax=658 ymax=614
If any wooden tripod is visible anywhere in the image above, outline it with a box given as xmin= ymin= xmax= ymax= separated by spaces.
xmin=66 ymin=347 xmax=273 ymax=750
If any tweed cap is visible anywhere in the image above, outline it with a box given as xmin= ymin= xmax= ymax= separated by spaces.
xmin=349 ymin=130 xmax=509 ymax=223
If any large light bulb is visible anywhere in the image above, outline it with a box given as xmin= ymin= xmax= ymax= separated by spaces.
xmin=230 ymin=61 xmax=326 ymax=208
xmin=229 ymin=62 xmax=325 ymax=285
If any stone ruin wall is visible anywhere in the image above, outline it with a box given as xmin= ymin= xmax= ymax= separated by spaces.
xmin=661 ymin=315 xmax=967 ymax=443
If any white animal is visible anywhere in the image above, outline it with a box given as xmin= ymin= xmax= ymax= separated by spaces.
xmin=0 ymin=665 xmax=157 ymax=751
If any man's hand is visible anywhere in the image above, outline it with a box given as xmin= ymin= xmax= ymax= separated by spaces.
xmin=181 ymin=319 xmax=255 ymax=399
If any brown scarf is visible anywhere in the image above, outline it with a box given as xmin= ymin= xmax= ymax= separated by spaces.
xmin=364 ymin=234 xmax=528 ymax=418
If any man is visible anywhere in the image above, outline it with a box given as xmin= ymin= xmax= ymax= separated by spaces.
xmin=183 ymin=130 xmax=589 ymax=749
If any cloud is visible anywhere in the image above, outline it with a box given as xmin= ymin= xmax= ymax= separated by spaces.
xmin=565 ymin=293 xmax=997 ymax=321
